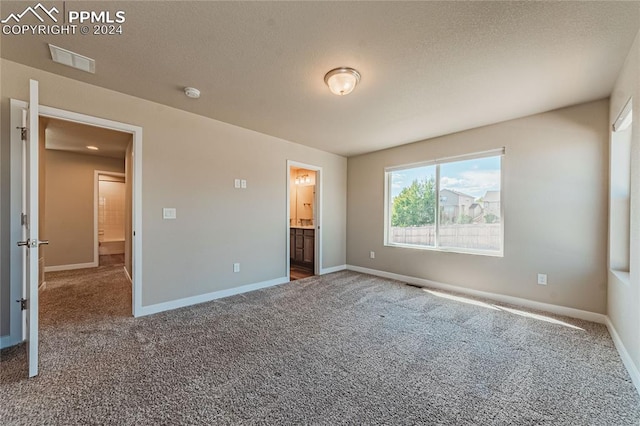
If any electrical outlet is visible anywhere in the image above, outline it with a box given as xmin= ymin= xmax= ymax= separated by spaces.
xmin=370 ymin=251 xmax=375 ymax=259
xmin=537 ymin=273 xmax=547 ymax=285
xmin=233 ymin=263 xmax=240 ymax=273
xmin=234 ymin=179 xmax=241 ymax=189
xmin=241 ymin=179 xmax=247 ymax=189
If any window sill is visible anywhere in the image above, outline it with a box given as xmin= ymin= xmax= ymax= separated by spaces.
xmin=385 ymin=242 xmax=504 ymax=258
xmin=610 ymin=269 xmax=630 ymax=285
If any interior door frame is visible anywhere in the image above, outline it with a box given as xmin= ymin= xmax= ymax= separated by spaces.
xmin=2 ymin=100 xmax=28 ymax=349
xmin=94 ymin=171 xmax=126 ymax=267
xmin=6 ymin=100 xmax=144 ymax=350
xmin=286 ymin=160 xmax=323 ymax=278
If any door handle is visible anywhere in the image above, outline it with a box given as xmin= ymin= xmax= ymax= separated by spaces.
xmin=16 ymin=239 xmax=48 ymax=247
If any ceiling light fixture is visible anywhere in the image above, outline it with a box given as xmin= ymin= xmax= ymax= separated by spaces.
xmin=86 ymin=145 xmax=99 ymax=150
xmin=324 ymin=67 xmax=361 ymax=96
xmin=48 ymin=44 xmax=95 ymax=73
xmin=295 ymin=174 xmax=311 ymax=185
xmin=184 ymin=87 xmax=201 ymax=99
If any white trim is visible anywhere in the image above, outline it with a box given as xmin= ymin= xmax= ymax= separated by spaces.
xmin=384 ymin=242 xmax=504 ymax=258
xmin=37 ymin=105 xmax=143 ymax=317
xmin=123 ymin=266 xmax=132 ymax=283
xmin=346 ymin=265 xmax=607 ymax=324
xmin=44 ymin=262 xmax=97 ymax=272
xmin=384 ymin=147 xmax=506 ymax=172
xmin=138 ymin=276 xmax=289 ymax=317
xmin=286 ymin=161 xmax=323 ymax=278
xmin=612 ymin=97 xmax=633 ymax=132
xmin=8 ymin=100 xmax=28 ymax=349
xmin=320 ymin=264 xmax=347 ymax=274
xmin=611 ymin=269 xmax=631 ymax=286
xmin=0 ymin=334 xmax=22 ymax=350
xmin=94 ymin=170 xmax=126 ymax=265
xmin=606 ymin=317 xmax=640 ymax=396
xmin=27 ymin=79 xmax=40 ymax=377
xmin=38 ymin=281 xmax=47 ymax=292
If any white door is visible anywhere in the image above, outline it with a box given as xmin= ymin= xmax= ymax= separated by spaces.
xmin=18 ymin=79 xmax=44 ymax=377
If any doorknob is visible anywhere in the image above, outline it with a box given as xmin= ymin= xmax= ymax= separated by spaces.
xmin=16 ymin=239 xmax=48 ymax=247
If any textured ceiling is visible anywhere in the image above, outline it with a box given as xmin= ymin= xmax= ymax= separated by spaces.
xmin=43 ymin=117 xmax=130 ymax=159
xmin=2 ymin=1 xmax=639 ymax=157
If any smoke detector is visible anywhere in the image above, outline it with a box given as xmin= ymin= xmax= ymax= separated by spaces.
xmin=184 ymin=87 xmax=201 ymax=99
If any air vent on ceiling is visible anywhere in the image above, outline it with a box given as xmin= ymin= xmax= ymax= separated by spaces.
xmin=48 ymin=44 xmax=95 ymax=74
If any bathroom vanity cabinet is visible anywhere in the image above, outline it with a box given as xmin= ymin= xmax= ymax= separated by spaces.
xmin=290 ymin=228 xmax=314 ymax=270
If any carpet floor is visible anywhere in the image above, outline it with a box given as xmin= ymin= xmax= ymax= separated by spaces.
xmin=1 ymin=268 xmax=639 ymax=425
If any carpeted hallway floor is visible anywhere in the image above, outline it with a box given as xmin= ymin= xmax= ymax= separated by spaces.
xmin=1 ymin=269 xmax=639 ymax=425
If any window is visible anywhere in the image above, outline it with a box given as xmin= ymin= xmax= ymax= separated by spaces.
xmin=385 ymin=149 xmax=503 ymax=256
xmin=610 ymin=98 xmax=632 ymax=273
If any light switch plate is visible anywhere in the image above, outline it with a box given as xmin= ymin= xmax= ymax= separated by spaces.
xmin=234 ymin=179 xmax=241 ymax=189
xmin=241 ymin=179 xmax=247 ymax=189
xmin=163 ymin=208 xmax=176 ymax=219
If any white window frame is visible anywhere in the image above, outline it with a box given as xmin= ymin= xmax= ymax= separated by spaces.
xmin=609 ymin=97 xmax=632 ymax=279
xmin=384 ymin=148 xmax=505 ymax=257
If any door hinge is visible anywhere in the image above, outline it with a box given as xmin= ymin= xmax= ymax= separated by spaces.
xmin=17 ymin=298 xmax=27 ymax=311
xmin=17 ymin=126 xmax=27 ymax=141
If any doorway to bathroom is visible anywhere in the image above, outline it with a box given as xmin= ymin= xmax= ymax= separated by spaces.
xmin=287 ymin=161 xmax=322 ymax=281
xmin=96 ymin=172 xmax=127 ymax=267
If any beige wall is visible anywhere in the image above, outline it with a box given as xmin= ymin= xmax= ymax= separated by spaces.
xmin=44 ymin=150 xmax=125 ymax=267
xmin=348 ymin=99 xmax=609 ymax=314
xmin=608 ymin=30 xmax=640 ymax=375
xmin=1 ymin=59 xmax=347 ymax=310
xmin=290 ymin=168 xmax=316 ymax=226
xmin=295 ymin=185 xmax=315 ymax=223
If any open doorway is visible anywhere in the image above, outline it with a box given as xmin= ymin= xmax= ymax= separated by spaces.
xmin=39 ymin=117 xmax=133 ymax=317
xmin=287 ymin=161 xmax=322 ymax=281
xmin=5 ymin=95 xmax=143 ymax=374
xmin=97 ymin=172 xmax=127 ymax=267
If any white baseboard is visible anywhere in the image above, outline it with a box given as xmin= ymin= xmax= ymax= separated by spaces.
xmin=346 ymin=265 xmax=607 ymax=324
xmin=321 ymin=264 xmax=347 ymax=274
xmin=44 ymin=262 xmax=97 ymax=272
xmin=0 ymin=334 xmax=22 ymax=350
xmin=123 ymin=266 xmax=132 ymax=283
xmin=605 ymin=317 xmax=640 ymax=396
xmin=138 ymin=276 xmax=290 ymax=317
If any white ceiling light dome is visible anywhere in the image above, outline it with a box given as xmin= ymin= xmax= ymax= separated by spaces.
xmin=184 ymin=87 xmax=201 ymax=99
xmin=324 ymin=67 xmax=361 ymax=96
